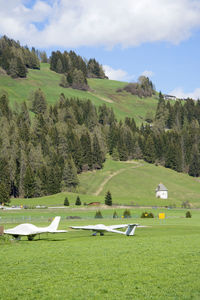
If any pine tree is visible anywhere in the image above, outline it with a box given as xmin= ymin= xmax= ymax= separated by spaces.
xmin=165 ymin=140 xmax=182 ymax=172
xmin=24 ymin=166 xmax=36 ymax=198
xmin=56 ymin=58 xmax=63 ymax=73
xmin=75 ymin=195 xmax=81 ymax=205
xmin=95 ymin=210 xmax=103 ymax=218
xmin=29 ymin=48 xmax=40 ymax=69
xmin=62 ymin=158 xmax=79 ymax=190
xmin=59 ymin=75 xmax=69 ymax=88
xmin=80 ymin=132 xmax=93 ymax=169
xmin=0 ymin=158 xmax=11 ymax=189
xmin=38 ymin=165 xmax=49 ymax=195
xmin=64 ymin=197 xmax=69 ymax=206
xmin=188 ymin=152 xmax=200 ymax=177
xmin=72 ymin=69 xmax=88 ymax=90
xmin=123 ymin=209 xmax=131 ymax=218
xmin=105 ymin=190 xmax=112 ymax=206
xmin=9 ymin=57 xmax=18 ymax=78
xmin=31 ymin=88 xmax=47 ymax=114
xmin=92 ymin=134 xmax=103 ymax=168
xmin=0 ymin=94 xmax=11 ymax=119
xmin=144 ymin=134 xmax=156 ymax=163
xmin=16 ymin=57 xmax=27 ymax=77
xmin=113 ymin=211 xmax=118 ymax=218
xmin=0 ymin=182 xmax=10 ymax=204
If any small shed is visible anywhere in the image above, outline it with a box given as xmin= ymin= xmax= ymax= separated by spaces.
xmin=155 ymin=183 xmax=168 ymax=199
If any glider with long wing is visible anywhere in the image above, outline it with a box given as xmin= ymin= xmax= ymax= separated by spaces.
xmin=70 ymin=223 xmax=140 ymax=236
xmin=4 ymin=216 xmax=67 ymax=240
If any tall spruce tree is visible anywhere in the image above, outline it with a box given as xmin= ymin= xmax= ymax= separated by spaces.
xmin=92 ymin=134 xmax=103 ymax=168
xmin=80 ymin=132 xmax=93 ymax=169
xmin=47 ymin=165 xmax=61 ymax=195
xmin=64 ymin=197 xmax=69 ymax=206
xmin=75 ymin=195 xmax=81 ymax=205
xmin=188 ymin=150 xmax=200 ymax=177
xmin=24 ymin=166 xmax=36 ymax=198
xmin=105 ymin=190 xmax=112 ymax=206
xmin=0 ymin=182 xmax=10 ymax=204
xmin=31 ymin=88 xmax=47 ymax=114
xmin=61 ymin=158 xmax=79 ymax=190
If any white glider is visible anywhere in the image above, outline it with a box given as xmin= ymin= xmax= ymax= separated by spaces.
xmin=70 ymin=223 xmax=139 ymax=236
xmin=4 ymin=216 xmax=67 ymax=240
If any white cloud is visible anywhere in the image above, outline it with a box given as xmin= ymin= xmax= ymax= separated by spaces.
xmin=170 ymin=87 xmax=200 ymax=100
xmin=0 ymin=0 xmax=200 ymax=48
xmin=103 ymin=65 xmax=134 ymax=82
xmin=141 ymin=70 xmax=154 ymax=78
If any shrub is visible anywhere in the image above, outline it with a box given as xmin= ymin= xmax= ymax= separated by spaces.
xmin=141 ymin=212 xmax=154 ymax=218
xmin=186 ymin=211 xmax=192 ymax=218
xmin=123 ymin=209 xmax=131 ymax=218
xmin=95 ymin=210 xmax=103 ymax=219
xmin=105 ymin=190 xmax=112 ymax=206
xmin=75 ymin=196 xmax=81 ymax=205
xmin=113 ymin=211 xmax=118 ymax=218
xmin=64 ymin=197 xmax=69 ymax=206
xmin=148 ymin=212 xmax=154 ymax=218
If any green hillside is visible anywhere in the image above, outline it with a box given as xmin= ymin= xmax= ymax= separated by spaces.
xmin=11 ymin=159 xmax=200 ymax=208
xmin=78 ymin=159 xmax=200 ymax=207
xmin=0 ymin=63 xmax=158 ymax=123
xmin=1 ymin=63 xmax=198 ymax=208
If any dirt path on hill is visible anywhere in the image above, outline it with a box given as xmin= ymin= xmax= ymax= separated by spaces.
xmin=88 ymin=91 xmax=114 ymax=103
xmin=94 ymin=162 xmax=143 ymax=196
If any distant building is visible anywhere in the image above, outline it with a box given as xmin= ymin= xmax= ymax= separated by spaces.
xmin=155 ymin=183 xmax=168 ymax=199
xmin=163 ymin=94 xmax=176 ymax=101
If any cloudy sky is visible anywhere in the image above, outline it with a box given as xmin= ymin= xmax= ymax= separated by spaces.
xmin=1 ymin=0 xmax=200 ymax=98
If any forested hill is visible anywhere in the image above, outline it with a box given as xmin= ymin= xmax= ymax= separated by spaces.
xmin=0 ymin=37 xmax=200 ymax=202
xmin=0 ymin=36 xmax=159 ymax=123
xmin=0 ymin=89 xmax=200 ymax=202
xmin=0 ymin=35 xmax=106 ymax=84
xmin=0 ymin=63 xmax=158 ymax=123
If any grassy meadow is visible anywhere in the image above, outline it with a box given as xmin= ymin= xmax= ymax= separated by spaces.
xmin=1 ymin=208 xmax=200 ymax=299
xmin=1 ymin=61 xmax=200 ymax=299
xmin=0 ymin=63 xmax=158 ymax=123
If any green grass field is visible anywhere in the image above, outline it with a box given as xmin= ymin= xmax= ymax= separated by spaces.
xmin=10 ymin=159 xmax=200 ymax=208
xmin=1 ymin=208 xmax=200 ymax=299
xmin=0 ymin=63 xmax=158 ymax=123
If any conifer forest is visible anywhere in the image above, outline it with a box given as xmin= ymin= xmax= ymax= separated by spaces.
xmin=0 ymin=36 xmax=200 ymax=200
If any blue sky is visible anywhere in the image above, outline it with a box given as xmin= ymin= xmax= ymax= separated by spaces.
xmin=1 ymin=0 xmax=200 ymax=98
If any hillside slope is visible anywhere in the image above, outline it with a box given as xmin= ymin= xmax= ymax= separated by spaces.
xmin=78 ymin=159 xmax=200 ymax=207
xmin=0 ymin=63 xmax=158 ymax=123
xmin=11 ymin=159 xmax=200 ymax=208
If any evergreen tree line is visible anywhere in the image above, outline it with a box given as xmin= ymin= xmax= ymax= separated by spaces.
xmin=50 ymin=51 xmax=107 ymax=90
xmin=105 ymin=95 xmax=200 ymax=177
xmin=148 ymin=93 xmax=200 ymax=176
xmin=0 ymin=36 xmax=106 ymax=89
xmin=0 ymin=92 xmax=112 ymax=199
xmin=0 ymin=36 xmax=40 ymax=78
xmin=1 ymin=90 xmax=200 ymax=201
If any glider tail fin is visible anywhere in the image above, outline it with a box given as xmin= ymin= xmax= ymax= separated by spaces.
xmin=125 ymin=224 xmax=137 ymax=236
xmin=47 ymin=216 xmax=61 ymax=231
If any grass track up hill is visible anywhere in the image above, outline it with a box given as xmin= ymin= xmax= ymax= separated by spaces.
xmin=10 ymin=159 xmax=200 ymax=208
